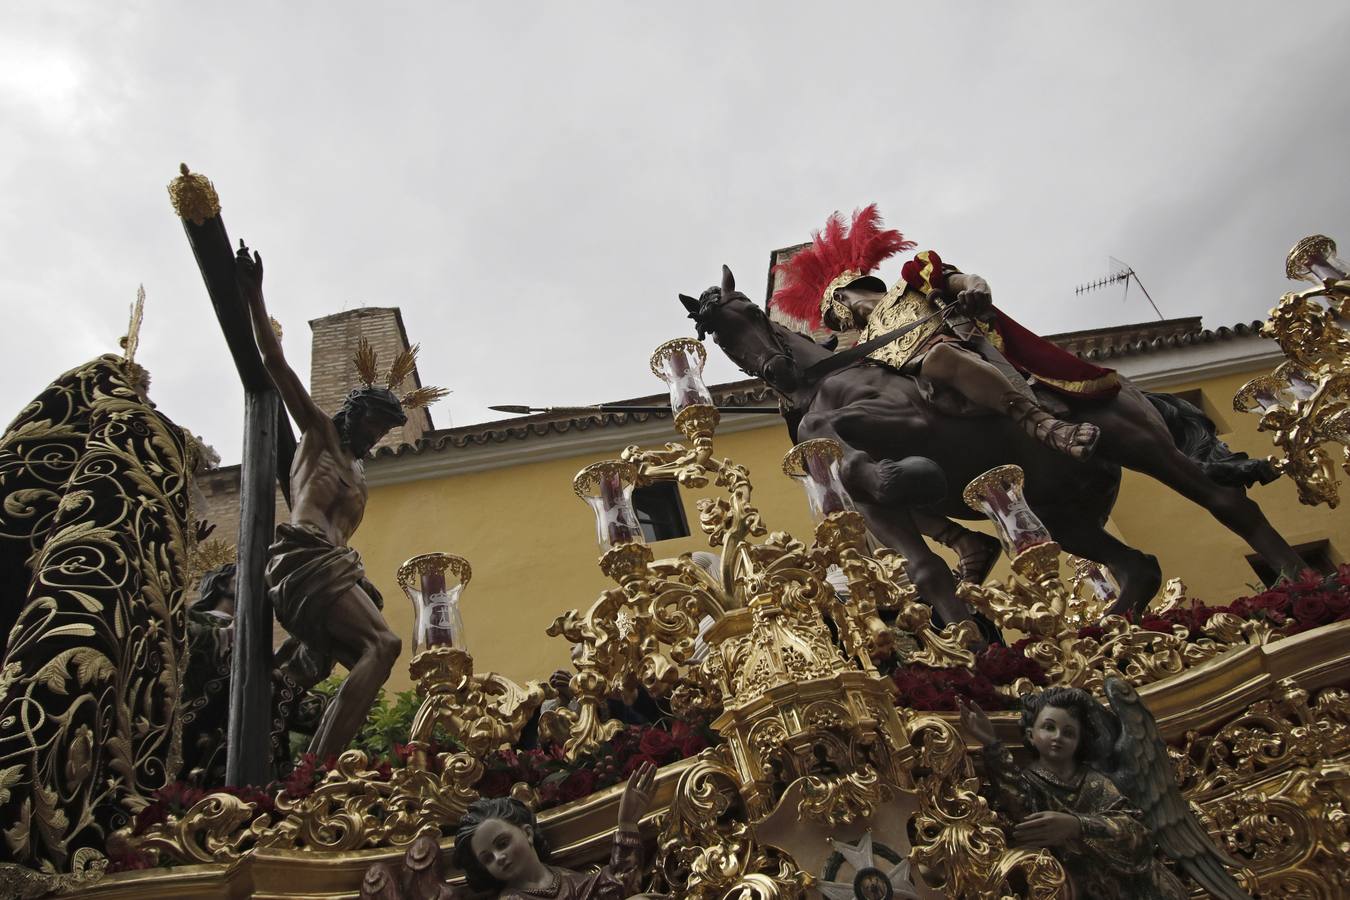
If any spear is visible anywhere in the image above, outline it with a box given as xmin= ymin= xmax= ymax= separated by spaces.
xmin=489 ymin=404 xmax=780 ymax=416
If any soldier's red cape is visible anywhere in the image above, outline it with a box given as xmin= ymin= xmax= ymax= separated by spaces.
xmin=902 ymin=250 xmax=1120 ymax=399
xmin=986 ymin=307 xmax=1120 ymax=399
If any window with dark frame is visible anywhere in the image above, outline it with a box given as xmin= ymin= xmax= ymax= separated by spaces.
xmin=633 ymin=480 xmax=690 ymax=542
xmin=1247 ymin=540 xmax=1337 ymax=588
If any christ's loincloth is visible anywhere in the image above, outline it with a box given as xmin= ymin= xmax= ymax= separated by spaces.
xmin=266 ymin=523 xmax=383 ymax=687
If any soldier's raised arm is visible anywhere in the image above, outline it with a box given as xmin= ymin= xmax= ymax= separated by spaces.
xmin=235 ymin=242 xmax=330 ymax=434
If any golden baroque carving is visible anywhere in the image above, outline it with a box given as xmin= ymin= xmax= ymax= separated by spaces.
xmin=1235 ymin=273 xmax=1350 ymax=507
xmin=650 ymin=752 xmax=812 ymax=899
xmin=406 ymin=645 xmax=548 ymax=758
xmin=957 ymin=541 xmax=1262 ymax=696
xmin=124 ymin=749 xmax=484 ymax=865
xmin=901 ymin=709 xmax=1069 ymax=898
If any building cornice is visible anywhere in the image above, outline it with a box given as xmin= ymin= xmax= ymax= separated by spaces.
xmin=196 ymin=317 xmax=1279 ymax=489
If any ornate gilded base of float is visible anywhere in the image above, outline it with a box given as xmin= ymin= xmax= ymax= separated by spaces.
xmin=43 ymin=618 xmax=1350 ymax=899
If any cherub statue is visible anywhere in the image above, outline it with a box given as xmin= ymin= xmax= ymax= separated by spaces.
xmin=453 ymin=762 xmax=663 ymax=899
xmin=959 ymin=679 xmax=1251 ymax=900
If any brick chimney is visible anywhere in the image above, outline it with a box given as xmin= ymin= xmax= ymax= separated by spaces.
xmin=308 ymin=307 xmax=433 ymax=452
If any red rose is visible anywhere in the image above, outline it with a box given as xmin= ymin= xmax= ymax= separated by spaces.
xmin=678 ymin=731 xmax=710 ymax=758
xmin=1292 ymin=593 xmax=1332 ymax=629
xmin=1293 ymin=568 xmax=1326 ymax=590
xmin=477 ymin=768 xmax=515 ymax=798
xmin=906 ymin=681 xmax=943 ymax=710
xmin=638 ymin=728 xmax=676 ymax=760
xmin=132 ymin=802 xmax=168 ymax=834
xmin=622 ymin=753 xmax=661 ymax=777
xmin=1140 ymin=615 xmax=1172 ymax=633
xmin=558 ymin=768 xmax=597 ymax=802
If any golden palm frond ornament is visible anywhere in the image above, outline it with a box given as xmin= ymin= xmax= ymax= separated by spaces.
xmin=351 ymin=336 xmax=449 ymax=411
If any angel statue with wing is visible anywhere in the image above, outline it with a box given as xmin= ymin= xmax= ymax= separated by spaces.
xmin=959 ymin=679 xmax=1252 ymax=899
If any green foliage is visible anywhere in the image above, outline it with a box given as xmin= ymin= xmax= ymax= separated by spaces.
xmin=298 ymin=677 xmax=429 ymax=759
xmin=356 ymin=686 xmax=422 ymax=757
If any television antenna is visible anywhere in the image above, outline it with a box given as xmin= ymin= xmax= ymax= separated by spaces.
xmin=1074 ymin=257 xmax=1164 ymax=321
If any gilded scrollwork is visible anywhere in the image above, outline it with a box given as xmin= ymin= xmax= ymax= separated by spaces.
xmin=796 ymin=765 xmax=884 ymax=826
xmin=0 ymin=356 xmax=198 ymax=881
xmin=126 ymin=748 xmax=484 ymax=865
xmin=1166 ymin=682 xmax=1350 ymax=898
xmin=651 ymin=752 xmax=811 ymax=900
xmin=1234 ymin=269 xmax=1350 ymax=507
xmin=405 ymin=645 xmax=548 ymax=758
xmin=901 ymin=709 xmax=1069 ymax=898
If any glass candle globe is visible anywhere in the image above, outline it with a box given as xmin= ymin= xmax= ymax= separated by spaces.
xmin=650 ymin=338 xmax=714 ymax=416
xmin=397 ymin=553 xmax=470 ymax=655
xmin=782 ymin=438 xmax=855 ymax=522
xmin=961 ymin=465 xmax=1053 ymax=557
xmin=1286 ymin=234 xmax=1348 ymax=286
xmin=573 ymin=460 xmax=645 ymax=551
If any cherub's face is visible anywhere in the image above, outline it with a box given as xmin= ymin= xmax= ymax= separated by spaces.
xmin=469 ymin=817 xmax=537 ymax=887
xmin=1028 ymin=705 xmax=1081 ymax=768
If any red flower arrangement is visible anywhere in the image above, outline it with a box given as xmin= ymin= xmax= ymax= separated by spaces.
xmin=1135 ymin=567 xmax=1350 ymax=638
xmin=876 ymin=569 xmax=1350 ymax=714
xmin=476 ymin=720 xmax=716 ymax=811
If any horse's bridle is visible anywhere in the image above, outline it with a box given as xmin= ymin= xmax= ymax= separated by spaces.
xmin=693 ymin=290 xmax=796 ymax=383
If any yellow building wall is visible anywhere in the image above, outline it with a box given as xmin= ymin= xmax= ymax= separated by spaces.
xmin=355 ymin=365 xmax=1348 ymax=692
xmin=354 ymin=423 xmax=815 ymax=693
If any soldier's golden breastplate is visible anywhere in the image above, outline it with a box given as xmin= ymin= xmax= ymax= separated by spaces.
xmin=859 ymin=286 xmax=943 ymax=370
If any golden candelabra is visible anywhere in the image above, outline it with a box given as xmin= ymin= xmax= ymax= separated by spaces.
xmin=1234 ymin=234 xmax=1350 ymax=506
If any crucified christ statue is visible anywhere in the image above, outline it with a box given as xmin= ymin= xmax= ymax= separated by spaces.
xmin=236 ymin=244 xmax=435 ymax=760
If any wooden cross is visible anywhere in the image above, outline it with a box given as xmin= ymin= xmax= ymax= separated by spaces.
xmin=170 ymin=165 xmax=297 ymax=787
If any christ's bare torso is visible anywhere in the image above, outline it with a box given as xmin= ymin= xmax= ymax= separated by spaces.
xmin=289 ymin=429 xmax=367 ymax=547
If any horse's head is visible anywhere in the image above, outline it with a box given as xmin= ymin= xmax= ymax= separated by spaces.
xmin=680 ymin=266 xmax=818 ymax=393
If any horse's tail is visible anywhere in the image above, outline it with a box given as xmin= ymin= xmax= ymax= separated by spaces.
xmin=1144 ymin=391 xmax=1280 ymax=489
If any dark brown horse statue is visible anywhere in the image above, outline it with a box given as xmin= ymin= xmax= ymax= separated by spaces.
xmin=682 ymin=268 xmax=1302 ymax=629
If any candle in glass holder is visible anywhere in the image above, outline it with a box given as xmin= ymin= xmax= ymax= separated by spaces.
xmin=651 ymin=338 xmax=714 ymax=414
xmin=962 ymin=465 xmax=1053 ymax=557
xmin=783 ymin=439 xmax=855 ymax=522
xmin=1287 ymin=235 xmax=1348 ymax=286
xmin=1235 ymin=374 xmax=1291 ymax=416
xmin=1073 ymin=556 xmax=1120 ymax=606
xmin=1274 ymin=362 xmax=1318 ymax=402
xmin=397 ymin=553 xmax=470 ymax=656
xmin=574 ymin=461 xmax=646 ymax=551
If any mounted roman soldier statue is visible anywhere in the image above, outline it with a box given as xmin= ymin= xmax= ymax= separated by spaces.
xmin=771 ymin=205 xmax=1118 ymax=459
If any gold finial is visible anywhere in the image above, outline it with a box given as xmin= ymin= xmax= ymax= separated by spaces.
xmin=167 ymin=163 xmax=221 ymax=225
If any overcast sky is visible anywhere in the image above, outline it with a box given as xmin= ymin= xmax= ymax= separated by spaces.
xmin=3 ymin=3 xmax=1348 ymax=463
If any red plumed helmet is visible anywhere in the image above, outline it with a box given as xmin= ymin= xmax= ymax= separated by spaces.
xmin=770 ymin=204 xmax=913 ymax=330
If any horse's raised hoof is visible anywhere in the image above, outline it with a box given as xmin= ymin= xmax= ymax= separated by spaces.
xmin=873 ymin=456 xmax=947 ymax=507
